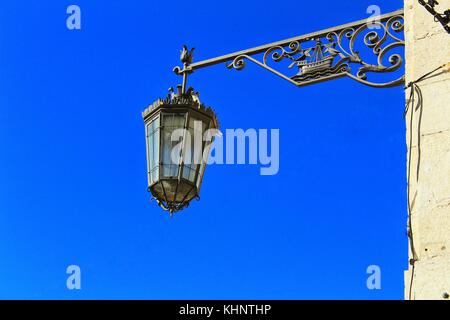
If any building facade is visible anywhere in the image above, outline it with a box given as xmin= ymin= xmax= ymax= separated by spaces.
xmin=404 ymin=0 xmax=450 ymax=300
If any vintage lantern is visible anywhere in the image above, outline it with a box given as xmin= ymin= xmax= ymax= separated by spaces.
xmin=142 ymin=85 xmax=219 ymax=215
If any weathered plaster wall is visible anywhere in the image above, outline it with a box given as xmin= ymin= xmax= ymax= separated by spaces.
xmin=404 ymin=0 xmax=450 ymax=300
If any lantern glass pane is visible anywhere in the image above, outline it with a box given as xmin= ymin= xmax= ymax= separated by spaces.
xmin=197 ymin=146 xmax=209 ymax=187
xmin=182 ymin=116 xmax=207 ymax=183
xmin=161 ymin=113 xmax=186 ymax=178
xmin=197 ymin=122 xmax=214 ymax=189
xmin=147 ymin=116 xmax=160 ymax=184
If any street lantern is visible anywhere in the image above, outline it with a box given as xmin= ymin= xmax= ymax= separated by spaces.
xmin=142 ymin=85 xmax=219 ymax=215
xmin=143 ymin=9 xmax=406 ymax=215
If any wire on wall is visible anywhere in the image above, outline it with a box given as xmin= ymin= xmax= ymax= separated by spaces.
xmin=404 ymin=62 xmax=449 ymax=300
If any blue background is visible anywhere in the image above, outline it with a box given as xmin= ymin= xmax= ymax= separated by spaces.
xmin=0 ymin=0 xmax=407 ymax=299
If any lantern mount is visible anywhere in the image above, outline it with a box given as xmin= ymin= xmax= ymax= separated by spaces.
xmin=172 ymin=9 xmax=405 ymax=89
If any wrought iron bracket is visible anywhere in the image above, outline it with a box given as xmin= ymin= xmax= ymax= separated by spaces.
xmin=418 ymin=0 xmax=450 ymax=34
xmin=174 ymin=9 xmax=405 ymax=89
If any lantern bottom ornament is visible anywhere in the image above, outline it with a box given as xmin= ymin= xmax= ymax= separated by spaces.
xmin=142 ymin=86 xmax=219 ymax=215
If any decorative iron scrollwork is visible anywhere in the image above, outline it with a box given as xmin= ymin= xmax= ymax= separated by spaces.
xmin=225 ymin=12 xmax=405 ymax=88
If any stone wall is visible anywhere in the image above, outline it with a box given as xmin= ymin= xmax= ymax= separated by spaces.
xmin=404 ymin=0 xmax=450 ymax=300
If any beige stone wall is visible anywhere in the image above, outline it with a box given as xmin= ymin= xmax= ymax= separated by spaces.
xmin=404 ymin=0 xmax=450 ymax=300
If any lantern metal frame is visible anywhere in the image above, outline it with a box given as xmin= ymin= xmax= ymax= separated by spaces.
xmin=142 ymin=87 xmax=219 ymax=215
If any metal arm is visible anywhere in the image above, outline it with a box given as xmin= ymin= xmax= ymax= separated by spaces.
xmin=418 ymin=0 xmax=450 ymax=34
xmin=174 ymin=9 xmax=405 ymax=89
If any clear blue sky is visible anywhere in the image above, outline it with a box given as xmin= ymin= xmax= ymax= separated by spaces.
xmin=0 ymin=0 xmax=407 ymax=299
